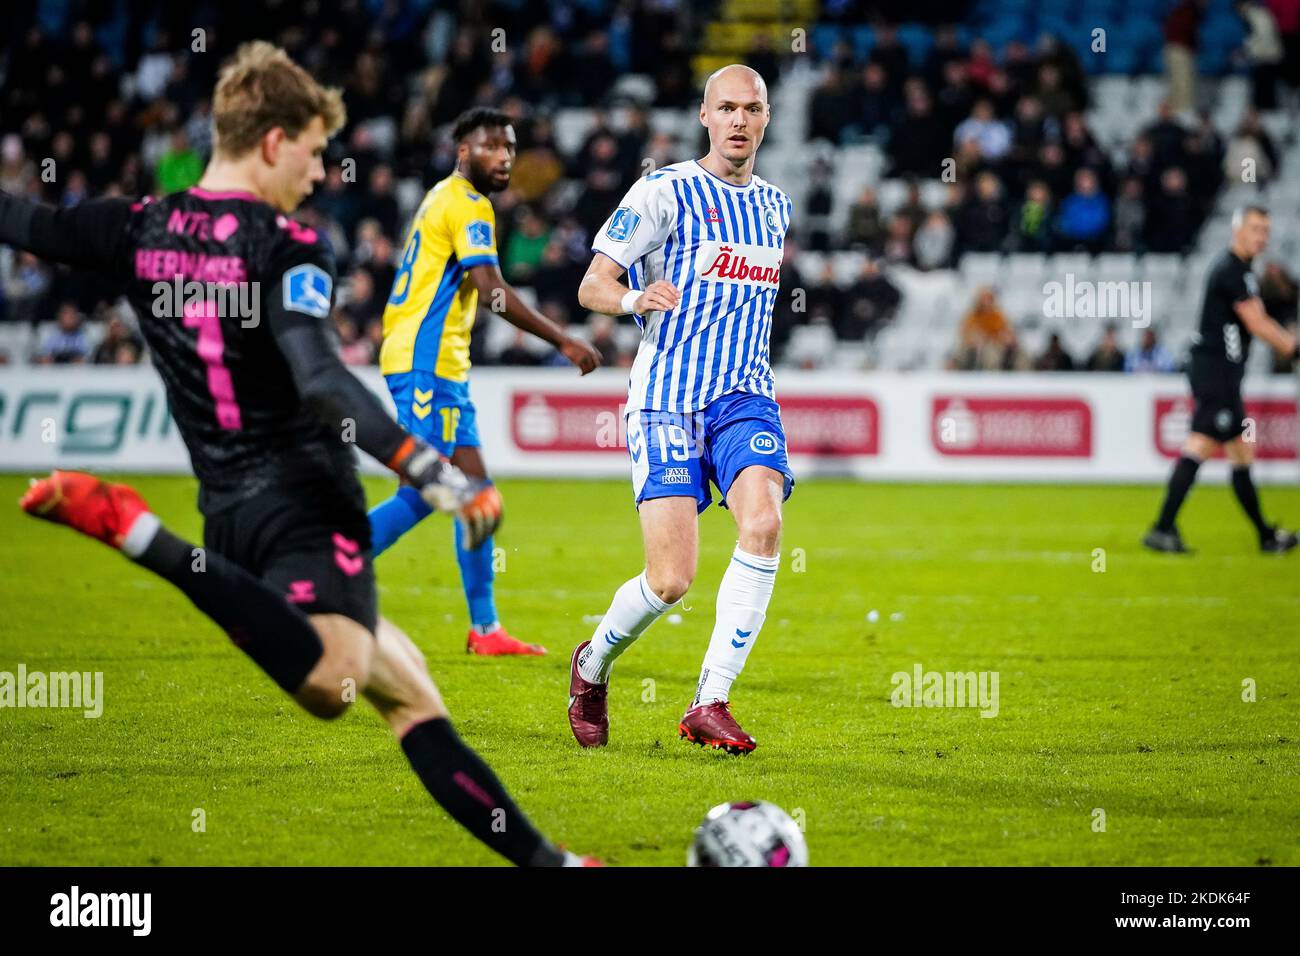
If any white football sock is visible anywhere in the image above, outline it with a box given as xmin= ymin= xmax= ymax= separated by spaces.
xmin=578 ymin=571 xmax=671 ymax=683
xmin=121 ymin=511 xmax=161 ymax=559
xmin=694 ymin=547 xmax=779 ymax=706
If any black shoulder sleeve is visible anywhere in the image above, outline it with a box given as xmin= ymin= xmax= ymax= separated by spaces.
xmin=0 ymin=191 xmax=133 ymax=272
xmin=263 ymin=237 xmax=410 ymax=468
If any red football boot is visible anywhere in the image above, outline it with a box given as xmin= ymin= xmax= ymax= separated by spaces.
xmin=20 ymin=471 xmax=151 ymax=551
xmin=678 ymin=700 xmax=756 ymax=755
xmin=567 ymin=640 xmax=609 ymax=747
xmin=466 ymin=625 xmax=546 ymax=656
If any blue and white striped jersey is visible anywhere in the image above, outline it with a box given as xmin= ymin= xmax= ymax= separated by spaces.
xmin=591 ymin=160 xmax=792 ymax=413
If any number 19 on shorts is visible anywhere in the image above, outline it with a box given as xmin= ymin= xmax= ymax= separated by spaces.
xmin=655 ymin=423 xmax=693 ymax=462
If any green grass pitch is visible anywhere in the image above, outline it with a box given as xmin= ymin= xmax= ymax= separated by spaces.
xmin=0 ymin=475 xmax=1296 ymax=866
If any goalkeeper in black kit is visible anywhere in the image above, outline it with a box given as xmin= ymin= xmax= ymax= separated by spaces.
xmin=0 ymin=42 xmax=596 ymax=866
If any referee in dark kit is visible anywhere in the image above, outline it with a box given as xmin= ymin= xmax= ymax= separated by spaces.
xmin=1145 ymin=205 xmax=1300 ymax=555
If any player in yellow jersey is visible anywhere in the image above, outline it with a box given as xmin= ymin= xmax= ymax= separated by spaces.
xmin=368 ymin=108 xmax=601 ymax=656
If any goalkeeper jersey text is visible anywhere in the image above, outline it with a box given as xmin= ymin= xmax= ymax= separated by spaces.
xmin=590 ymin=160 xmax=792 ymax=413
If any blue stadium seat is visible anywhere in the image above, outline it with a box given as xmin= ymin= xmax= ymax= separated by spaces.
xmin=1102 ymin=45 xmax=1142 ymax=74
xmin=851 ymin=25 xmax=876 ymax=63
xmin=896 ymin=23 xmax=934 ymax=68
xmin=812 ymin=25 xmax=843 ymax=62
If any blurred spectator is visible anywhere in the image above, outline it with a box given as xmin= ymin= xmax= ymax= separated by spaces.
xmin=334 ymin=314 xmax=375 ymax=366
xmin=1183 ymin=113 xmax=1225 ymax=207
xmin=1163 ymin=0 xmax=1204 ymax=113
xmin=650 ymin=30 xmax=693 ymax=107
xmin=1235 ymin=1 xmax=1284 ymax=110
xmin=806 ymin=261 xmax=844 ymax=325
xmin=811 ymin=66 xmax=858 ymax=144
xmin=341 ymin=268 xmax=382 ymax=330
xmin=870 ymin=25 xmax=911 ymax=87
xmin=1056 ymin=168 xmax=1110 ymax=253
xmin=1142 ymin=101 xmax=1188 ymax=171
xmin=1113 ymin=178 xmax=1148 ymax=253
xmin=896 ymin=181 xmax=928 ymax=236
xmin=1223 ymin=109 xmax=1279 ymax=184
xmin=0 ymin=134 xmax=31 ymax=194
xmin=1032 ymin=141 xmax=1074 ymax=200
xmin=352 ymin=226 xmax=396 ymax=300
xmin=155 ymin=129 xmax=203 ymax=195
xmin=587 ymin=313 xmax=621 ymax=367
xmin=571 ymin=32 xmax=617 ymax=97
xmin=498 ymin=328 xmax=541 ymax=366
xmin=135 ymin=34 xmax=175 ymax=101
xmin=845 ymin=186 xmax=886 ymax=253
xmin=858 ymin=62 xmax=895 ymax=141
xmin=836 ymin=258 xmax=901 ymax=340
xmin=363 ymin=319 xmax=384 ymax=362
xmin=1061 ymin=113 xmax=1107 ymax=173
xmin=503 ymin=206 xmax=551 ymax=284
xmin=881 ymin=213 xmax=916 ymax=264
xmin=4 ymin=252 xmax=52 ymax=325
xmin=1009 ymin=95 xmax=1052 ymax=168
xmin=889 ymin=84 xmax=947 ymax=177
xmin=804 ymin=161 xmax=835 ymax=251
xmin=1012 ymin=180 xmax=1053 ymax=253
xmin=1145 ymin=168 xmax=1197 ymax=253
xmin=955 ymin=171 xmax=1010 ymax=253
xmin=37 ymin=303 xmax=90 ymax=364
xmin=1123 ymin=136 xmax=1162 ymax=197
xmin=359 ymin=165 xmax=400 ymax=240
xmin=1280 ymin=0 xmax=1300 ymax=100
xmin=531 ymin=241 xmax=584 ymax=318
xmin=770 ymin=240 xmax=806 ymax=363
xmin=511 ymin=117 xmax=566 ymax=203
xmin=936 ymin=59 xmax=975 ymax=135
xmin=572 ymin=131 xmax=628 ymax=236
xmin=1034 ymin=62 xmax=1077 ymax=118
xmin=311 ymin=165 xmax=361 ymax=242
xmin=1035 ymin=332 xmax=1076 ymax=371
xmin=954 ymin=99 xmax=1011 ymax=161
xmin=92 ymin=314 xmax=142 ymax=365
xmin=914 ymin=211 xmax=956 ymax=270
xmin=1086 ymin=323 xmax=1128 ymax=371
xmin=86 ymin=132 xmax=118 ymax=194
xmin=1125 ymin=328 xmax=1178 ymax=372
xmin=951 ymin=286 xmax=1015 ymax=369
xmin=963 ymin=289 xmax=1007 ymax=341
xmin=746 ymin=34 xmax=780 ymax=91
xmin=110 ymin=341 xmax=141 ymax=364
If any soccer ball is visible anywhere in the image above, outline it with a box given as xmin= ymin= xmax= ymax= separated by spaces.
xmin=687 ymin=800 xmax=808 ymax=867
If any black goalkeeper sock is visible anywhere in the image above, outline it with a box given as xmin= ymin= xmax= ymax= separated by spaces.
xmin=1156 ymin=455 xmax=1201 ymax=532
xmin=1231 ymin=465 xmax=1271 ymax=537
xmin=399 ymin=717 xmax=564 ymax=867
xmin=133 ymin=525 xmax=324 ymax=692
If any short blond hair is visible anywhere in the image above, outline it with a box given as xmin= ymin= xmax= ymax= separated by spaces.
xmin=212 ymin=41 xmax=345 ymax=157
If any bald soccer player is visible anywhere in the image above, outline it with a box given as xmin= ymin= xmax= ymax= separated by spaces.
xmin=567 ymin=65 xmax=793 ymax=755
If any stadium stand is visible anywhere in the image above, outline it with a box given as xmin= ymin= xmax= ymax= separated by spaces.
xmin=1 ymin=0 xmax=1297 ymax=376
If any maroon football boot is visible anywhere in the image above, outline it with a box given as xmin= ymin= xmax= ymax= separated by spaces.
xmin=678 ymin=700 xmax=756 ymax=755
xmin=567 ymin=640 xmax=609 ymax=747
